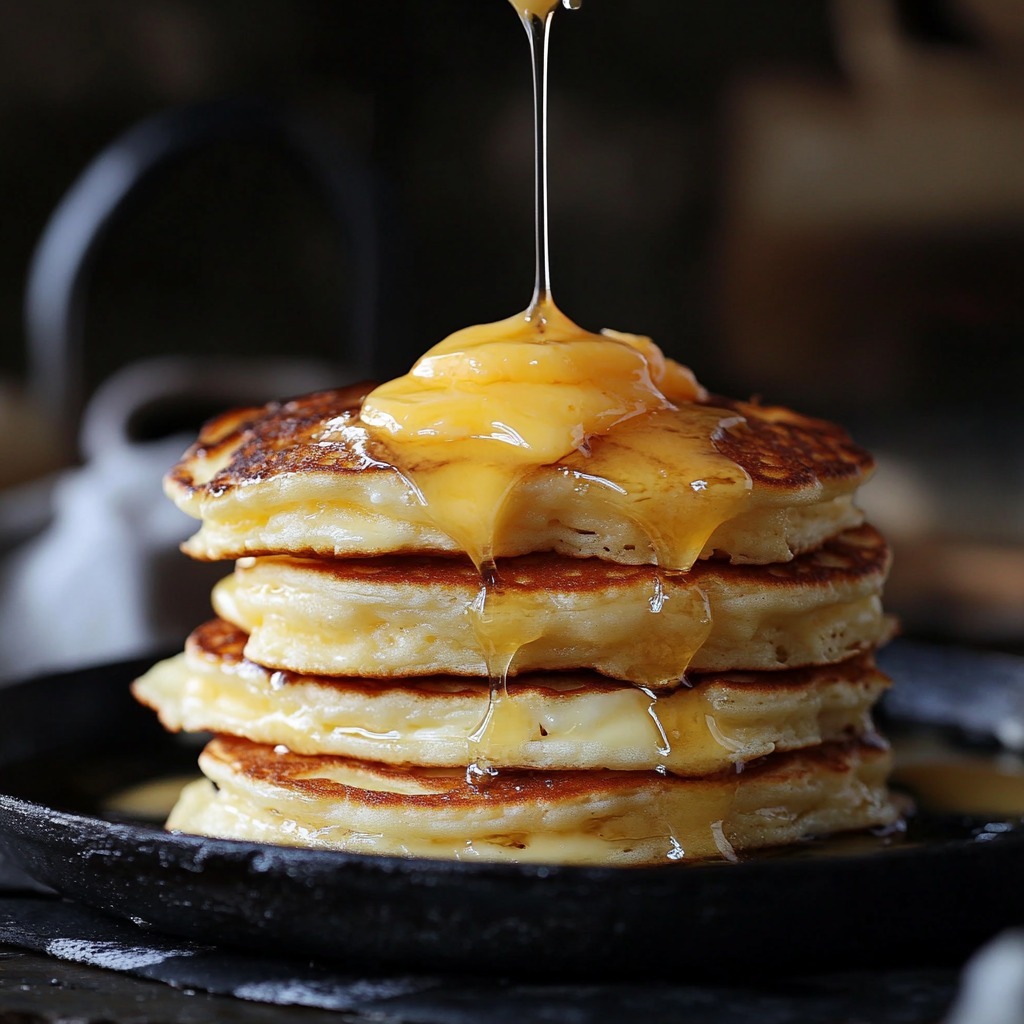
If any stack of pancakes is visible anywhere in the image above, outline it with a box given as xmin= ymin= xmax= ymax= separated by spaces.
xmin=134 ymin=383 xmax=899 ymax=864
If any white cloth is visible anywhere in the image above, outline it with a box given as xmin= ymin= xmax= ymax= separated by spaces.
xmin=0 ymin=355 xmax=333 ymax=683
xmin=0 ymin=433 xmax=205 ymax=681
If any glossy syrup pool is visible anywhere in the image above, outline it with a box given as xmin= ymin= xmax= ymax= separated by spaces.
xmin=753 ymin=721 xmax=1024 ymax=863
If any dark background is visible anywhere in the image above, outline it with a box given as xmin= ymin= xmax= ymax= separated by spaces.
xmin=0 ymin=0 xmax=851 ymax=397
xmin=2 ymin=2 xmax=1018 ymax=405
xmin=0 ymin=0 xmax=1022 ymax=648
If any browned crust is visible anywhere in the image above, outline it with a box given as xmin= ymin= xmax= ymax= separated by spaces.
xmin=712 ymin=397 xmax=874 ymax=489
xmin=188 ymin=618 xmax=249 ymax=663
xmin=166 ymin=384 xmax=379 ymax=498
xmin=202 ymin=735 xmax=890 ymax=808
xmin=167 ymin=387 xmax=873 ymax=500
xmin=246 ymin=523 xmax=889 ymax=593
xmin=691 ymin=523 xmax=890 ymax=586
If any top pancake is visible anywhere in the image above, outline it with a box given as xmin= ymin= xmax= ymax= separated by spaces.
xmin=166 ymin=385 xmax=873 ymax=566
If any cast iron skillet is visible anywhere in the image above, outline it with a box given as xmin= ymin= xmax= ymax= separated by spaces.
xmin=1 ymin=643 xmax=1023 ymax=980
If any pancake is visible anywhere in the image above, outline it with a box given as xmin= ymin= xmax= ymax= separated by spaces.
xmin=166 ymin=385 xmax=872 ymax=567
xmin=167 ymin=736 xmax=898 ymax=864
xmin=209 ymin=525 xmax=895 ymax=686
xmin=132 ymin=619 xmax=890 ymax=775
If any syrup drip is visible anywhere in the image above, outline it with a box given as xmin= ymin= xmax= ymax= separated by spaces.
xmin=357 ymin=0 xmax=754 ymax=856
xmin=637 ymin=685 xmax=672 ymax=759
xmin=520 ymin=0 xmax=553 ymax=315
xmin=467 ymin=0 xmax=580 ymax=781
xmin=473 ymin=0 xmax=547 ymax=781
xmin=360 ymin=0 xmax=692 ymax=574
xmin=466 ymin=559 xmax=530 ymax=784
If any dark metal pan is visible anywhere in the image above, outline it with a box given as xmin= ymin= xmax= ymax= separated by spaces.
xmin=1 ymin=644 xmax=1023 ymax=980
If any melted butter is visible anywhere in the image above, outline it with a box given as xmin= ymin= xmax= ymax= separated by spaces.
xmin=893 ymin=741 xmax=1024 ymax=816
xmin=467 ymin=691 xmax=538 ymax=783
xmin=361 ymin=298 xmax=703 ymax=569
xmin=509 ymin=0 xmax=568 ymax=19
xmin=359 ymin=0 xmax=704 ymax=572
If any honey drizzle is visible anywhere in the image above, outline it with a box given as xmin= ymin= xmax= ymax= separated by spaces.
xmin=466 ymin=557 xmax=510 ymax=783
xmin=357 ymin=0 xmax=756 ymax=856
xmin=469 ymin=0 xmax=571 ymax=783
xmin=467 ymin=0 xmax=697 ymax=793
xmin=521 ymin=0 xmax=553 ymax=316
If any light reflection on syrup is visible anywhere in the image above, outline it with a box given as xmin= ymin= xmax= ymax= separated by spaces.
xmin=891 ymin=732 xmax=1024 ymax=818
xmin=466 ymin=559 xmax=542 ymax=784
xmin=636 ymin=685 xmax=672 ymax=759
xmin=741 ymin=727 xmax=1024 ymax=864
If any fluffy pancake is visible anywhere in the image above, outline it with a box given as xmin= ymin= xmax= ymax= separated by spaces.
xmin=209 ymin=525 xmax=895 ymax=686
xmin=166 ymin=385 xmax=872 ymax=567
xmin=167 ymin=736 xmax=898 ymax=864
xmin=132 ymin=619 xmax=890 ymax=775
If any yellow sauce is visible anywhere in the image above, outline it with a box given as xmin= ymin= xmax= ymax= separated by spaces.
xmin=510 ymin=0 xmax=561 ymax=17
xmin=893 ymin=736 xmax=1024 ymax=816
xmin=360 ymin=296 xmax=705 ymax=568
xmin=547 ymin=404 xmax=752 ymax=572
xmin=359 ymin=297 xmax=748 ymax=787
xmin=896 ymin=759 xmax=1024 ymax=816
xmin=105 ymin=775 xmax=197 ymax=821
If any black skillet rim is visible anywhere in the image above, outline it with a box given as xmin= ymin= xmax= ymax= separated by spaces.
xmin=0 ymin=648 xmax=1023 ymax=979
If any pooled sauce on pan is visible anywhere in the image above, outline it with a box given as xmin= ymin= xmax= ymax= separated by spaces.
xmin=891 ymin=734 xmax=1024 ymax=817
xmin=357 ymin=0 xmax=754 ymax=842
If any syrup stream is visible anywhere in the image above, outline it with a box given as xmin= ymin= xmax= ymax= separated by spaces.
xmin=523 ymin=5 xmax=554 ymax=316
xmin=468 ymin=0 xmax=689 ymax=789
xmin=468 ymin=1 xmax=573 ymax=783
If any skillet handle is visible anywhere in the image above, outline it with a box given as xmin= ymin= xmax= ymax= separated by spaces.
xmin=24 ymin=98 xmax=385 ymax=452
